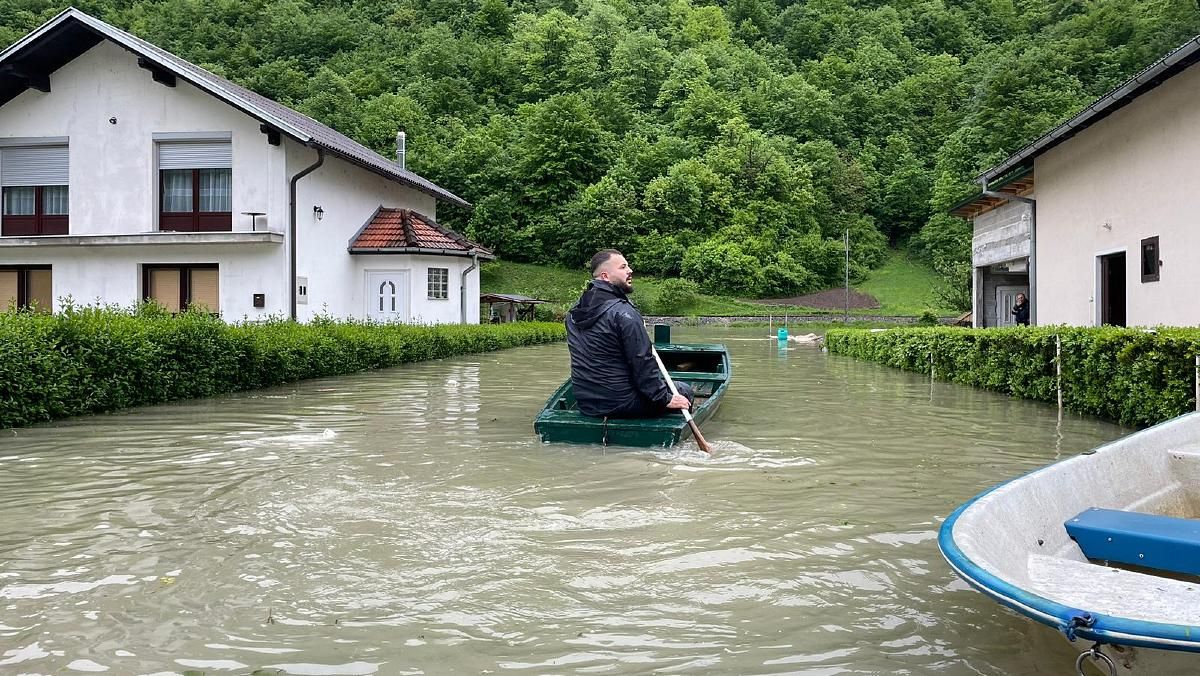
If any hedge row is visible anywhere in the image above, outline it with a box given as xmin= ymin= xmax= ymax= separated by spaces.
xmin=0 ymin=306 xmax=565 ymax=429
xmin=825 ymin=326 xmax=1200 ymax=427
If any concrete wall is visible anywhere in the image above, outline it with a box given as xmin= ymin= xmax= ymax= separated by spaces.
xmin=1035 ymin=63 xmax=1200 ymax=327
xmin=0 ymin=39 xmax=480 ymax=323
xmin=352 ymin=254 xmax=480 ymax=324
xmin=973 ymin=201 xmax=1031 ymax=268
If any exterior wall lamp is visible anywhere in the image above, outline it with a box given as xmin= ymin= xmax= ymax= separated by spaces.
xmin=313 ymin=205 xmax=324 ymax=221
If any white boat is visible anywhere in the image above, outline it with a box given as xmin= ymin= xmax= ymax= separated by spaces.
xmin=940 ymin=411 xmax=1200 ymax=675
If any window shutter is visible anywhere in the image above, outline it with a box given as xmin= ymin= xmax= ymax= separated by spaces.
xmin=158 ymin=141 xmax=232 ymax=170
xmin=149 ymin=269 xmax=181 ymax=313
xmin=26 ymin=269 xmax=52 ymax=312
xmin=0 ymin=146 xmax=69 ymax=186
xmin=0 ymin=270 xmax=17 ymax=312
xmin=189 ymin=268 xmax=220 ymax=312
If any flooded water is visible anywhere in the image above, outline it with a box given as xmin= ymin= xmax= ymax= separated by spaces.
xmin=0 ymin=327 xmax=1128 ymax=675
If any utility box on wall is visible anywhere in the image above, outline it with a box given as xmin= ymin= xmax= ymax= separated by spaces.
xmin=253 ymin=293 xmax=265 ymax=308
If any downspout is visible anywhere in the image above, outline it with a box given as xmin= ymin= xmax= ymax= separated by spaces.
xmin=288 ymin=146 xmax=325 ymax=321
xmin=460 ymin=252 xmax=479 ymax=323
xmin=982 ymin=182 xmax=1037 ymax=326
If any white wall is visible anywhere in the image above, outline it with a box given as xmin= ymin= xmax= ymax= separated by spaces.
xmin=0 ymin=244 xmax=287 ymax=317
xmin=1035 ymin=64 xmax=1200 ymax=327
xmin=0 ymin=40 xmax=288 ymax=235
xmin=288 ymin=141 xmax=483 ymax=323
xmin=352 ymin=254 xmax=481 ymax=324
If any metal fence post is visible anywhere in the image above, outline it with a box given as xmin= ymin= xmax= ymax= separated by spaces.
xmin=1056 ymin=334 xmax=1063 ymax=414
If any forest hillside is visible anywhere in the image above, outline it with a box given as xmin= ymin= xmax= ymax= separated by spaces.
xmin=3 ymin=0 xmax=1197 ymax=302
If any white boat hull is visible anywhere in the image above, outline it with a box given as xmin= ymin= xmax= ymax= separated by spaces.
xmin=940 ymin=412 xmax=1200 ymax=673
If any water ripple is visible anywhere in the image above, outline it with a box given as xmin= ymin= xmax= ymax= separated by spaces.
xmin=0 ymin=328 xmax=1126 ymax=674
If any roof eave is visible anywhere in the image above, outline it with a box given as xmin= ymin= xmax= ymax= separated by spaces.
xmin=948 ymin=166 xmax=1034 ymax=217
xmin=348 ymin=246 xmax=495 ymax=260
xmin=309 ymin=141 xmax=472 ymax=209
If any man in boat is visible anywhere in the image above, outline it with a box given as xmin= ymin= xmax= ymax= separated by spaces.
xmin=566 ymin=249 xmax=693 ymax=418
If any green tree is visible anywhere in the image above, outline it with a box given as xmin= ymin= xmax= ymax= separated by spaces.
xmin=511 ymin=9 xmax=600 ymax=100
xmin=610 ymin=30 xmax=673 ymax=108
xmin=515 ymin=94 xmax=615 ymax=207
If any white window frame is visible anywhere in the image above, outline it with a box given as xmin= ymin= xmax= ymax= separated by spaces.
xmin=427 ymin=267 xmax=449 ymax=300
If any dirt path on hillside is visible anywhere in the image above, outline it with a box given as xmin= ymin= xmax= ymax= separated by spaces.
xmin=753 ymin=288 xmax=881 ymax=309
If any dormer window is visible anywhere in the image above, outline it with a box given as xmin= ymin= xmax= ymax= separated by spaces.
xmin=1 ymin=145 xmax=69 ymax=236
xmin=158 ymin=140 xmax=232 ymax=232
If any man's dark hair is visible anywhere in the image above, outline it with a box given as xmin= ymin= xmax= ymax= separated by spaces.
xmin=589 ymin=249 xmax=623 ymax=276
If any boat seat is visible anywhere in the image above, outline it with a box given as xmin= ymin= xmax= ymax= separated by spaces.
xmin=1065 ymin=507 xmax=1200 ymax=576
xmin=665 ymin=372 xmax=727 ymax=382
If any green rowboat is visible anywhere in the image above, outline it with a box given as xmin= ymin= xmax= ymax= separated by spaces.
xmin=534 ymin=342 xmax=731 ymax=448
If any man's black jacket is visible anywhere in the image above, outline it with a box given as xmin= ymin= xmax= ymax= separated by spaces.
xmin=566 ymin=279 xmax=671 ymax=417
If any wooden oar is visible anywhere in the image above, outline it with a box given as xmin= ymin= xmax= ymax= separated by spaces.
xmin=651 ymin=347 xmax=713 ymax=454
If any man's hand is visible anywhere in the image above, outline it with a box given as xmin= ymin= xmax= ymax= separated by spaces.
xmin=666 ymin=393 xmax=691 ymax=410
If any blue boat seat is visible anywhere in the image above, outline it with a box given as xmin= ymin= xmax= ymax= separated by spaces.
xmin=1065 ymin=507 xmax=1200 ymax=576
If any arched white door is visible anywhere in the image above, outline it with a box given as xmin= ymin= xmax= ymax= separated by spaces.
xmin=366 ymin=270 xmax=409 ymax=322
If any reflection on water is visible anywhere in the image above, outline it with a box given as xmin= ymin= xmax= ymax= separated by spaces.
xmin=0 ymin=327 xmax=1126 ymax=675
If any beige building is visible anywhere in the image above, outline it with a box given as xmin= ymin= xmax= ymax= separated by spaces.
xmin=953 ymin=35 xmax=1200 ymax=328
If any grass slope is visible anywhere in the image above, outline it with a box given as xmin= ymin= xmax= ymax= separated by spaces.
xmin=480 ymin=249 xmax=951 ymax=318
xmin=856 ymin=250 xmax=954 ymax=315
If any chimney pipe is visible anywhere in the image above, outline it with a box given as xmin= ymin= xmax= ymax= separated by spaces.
xmin=396 ymin=131 xmax=406 ymax=170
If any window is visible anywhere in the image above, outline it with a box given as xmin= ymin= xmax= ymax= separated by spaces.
xmin=143 ymin=264 xmax=219 ymax=313
xmin=427 ymin=267 xmax=448 ymax=299
xmin=1141 ymin=236 xmax=1160 ymax=283
xmin=0 ymin=266 xmax=52 ymax=312
xmin=1 ymin=145 xmax=69 ymax=236
xmin=158 ymin=141 xmax=232 ymax=232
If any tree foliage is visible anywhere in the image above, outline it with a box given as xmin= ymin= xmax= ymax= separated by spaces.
xmin=12 ymin=0 xmax=1197 ymax=296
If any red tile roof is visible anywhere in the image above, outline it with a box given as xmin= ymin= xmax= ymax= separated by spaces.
xmin=348 ymin=208 xmax=492 ymax=257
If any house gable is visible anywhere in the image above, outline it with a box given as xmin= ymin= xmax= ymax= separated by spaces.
xmin=0 ymin=8 xmax=467 ymax=209
xmin=0 ymin=39 xmax=282 ymax=235
xmin=1033 ymin=62 xmax=1200 ymax=327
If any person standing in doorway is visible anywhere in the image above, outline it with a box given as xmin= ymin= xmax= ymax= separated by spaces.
xmin=1012 ymin=292 xmax=1030 ymax=326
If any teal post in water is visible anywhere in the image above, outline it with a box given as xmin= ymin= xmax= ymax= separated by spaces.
xmin=777 ymin=327 xmax=788 ymax=342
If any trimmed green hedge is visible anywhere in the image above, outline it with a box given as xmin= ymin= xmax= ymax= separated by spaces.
xmin=825 ymin=326 xmax=1200 ymax=427
xmin=0 ymin=306 xmax=565 ymax=429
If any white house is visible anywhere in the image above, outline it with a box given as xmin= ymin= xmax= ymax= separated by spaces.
xmin=0 ymin=8 xmax=493 ymax=323
xmin=952 ymin=34 xmax=1200 ymax=328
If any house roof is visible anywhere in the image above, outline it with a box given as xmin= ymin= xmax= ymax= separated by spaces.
xmin=976 ymin=33 xmax=1200 ymax=184
xmin=0 ymin=8 xmax=470 ymax=209
xmin=949 ymin=166 xmax=1035 ymax=219
xmin=348 ymin=207 xmax=493 ymax=258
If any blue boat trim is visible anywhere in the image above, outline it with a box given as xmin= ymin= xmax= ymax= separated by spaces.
xmin=939 ymin=439 xmax=1200 ymax=653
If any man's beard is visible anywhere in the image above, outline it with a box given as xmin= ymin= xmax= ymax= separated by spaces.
xmin=615 ymin=277 xmax=633 ymax=293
